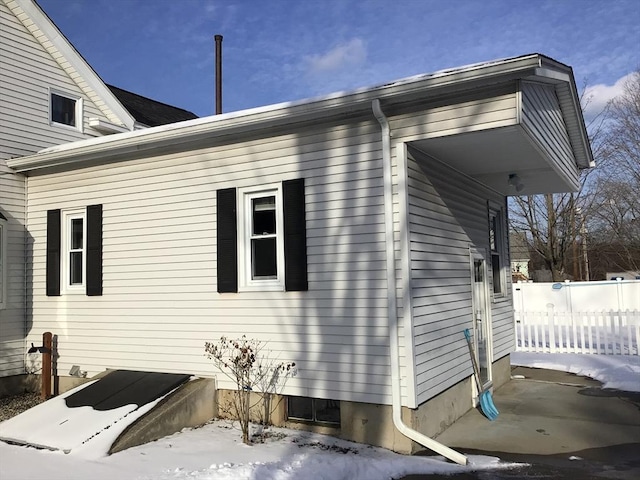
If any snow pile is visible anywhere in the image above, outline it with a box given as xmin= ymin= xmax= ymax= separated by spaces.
xmin=511 ymin=352 xmax=640 ymax=392
xmin=0 ymin=380 xmax=165 ymax=454
xmin=2 ymin=353 xmax=638 ymax=479
xmin=0 ymin=421 xmax=517 ymax=480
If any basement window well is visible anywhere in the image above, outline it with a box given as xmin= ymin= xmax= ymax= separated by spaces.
xmin=287 ymin=396 xmax=340 ymax=425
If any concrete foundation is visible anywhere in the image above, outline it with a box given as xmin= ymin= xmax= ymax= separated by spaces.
xmin=0 ymin=374 xmax=39 ymax=397
xmin=0 ymin=373 xmax=92 ymax=398
xmin=110 ymin=377 xmax=217 ymax=454
xmin=216 ymin=389 xmax=287 ymax=426
xmin=55 ymin=375 xmax=93 ymax=394
xmin=1 ymin=354 xmax=512 ymax=456
xmin=340 ymin=400 xmax=414 ymax=453
xmin=410 ymin=376 xmax=474 ymax=449
xmin=492 ymin=353 xmax=512 ymax=390
xmin=211 ymin=354 xmax=513 ymax=455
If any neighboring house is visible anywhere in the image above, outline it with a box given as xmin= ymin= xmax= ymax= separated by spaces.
xmin=509 ymin=232 xmax=530 ymax=280
xmin=1 ymin=53 xmax=592 ymax=454
xmin=0 ymin=0 xmax=195 ymax=385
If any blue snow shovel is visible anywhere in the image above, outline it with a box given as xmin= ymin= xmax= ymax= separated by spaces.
xmin=464 ymin=328 xmax=499 ymax=421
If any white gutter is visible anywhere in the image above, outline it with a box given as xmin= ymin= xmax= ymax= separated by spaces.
xmin=372 ymin=99 xmax=468 ymax=466
xmin=9 ymin=54 xmax=565 ymax=173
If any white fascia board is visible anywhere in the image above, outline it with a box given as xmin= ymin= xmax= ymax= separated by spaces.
xmin=14 ymin=0 xmax=136 ymax=130
xmin=532 ymin=68 xmax=571 ymax=84
xmin=88 ymin=118 xmax=129 ymax=134
xmin=8 ymin=54 xmax=562 ymax=173
xmin=533 ymin=61 xmax=594 ymax=170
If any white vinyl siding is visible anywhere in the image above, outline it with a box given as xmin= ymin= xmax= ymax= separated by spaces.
xmin=25 ymin=118 xmax=394 ymax=405
xmin=0 ymin=0 xmax=111 ymax=160
xmin=0 ymin=161 xmax=26 ymax=377
xmin=404 ymin=147 xmax=513 ymax=404
xmin=520 ymin=81 xmax=579 ymax=188
xmin=22 ymin=82 xmax=524 ymax=406
xmin=389 ymin=84 xmax=519 ymax=143
xmin=0 ymin=216 xmax=6 ymax=309
xmin=1 ymin=0 xmax=121 ymax=378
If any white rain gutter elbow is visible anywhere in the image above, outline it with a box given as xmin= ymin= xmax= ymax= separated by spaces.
xmin=372 ymin=99 xmax=468 ymax=466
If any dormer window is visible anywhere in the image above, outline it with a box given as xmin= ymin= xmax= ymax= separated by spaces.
xmin=50 ymin=90 xmax=82 ymax=131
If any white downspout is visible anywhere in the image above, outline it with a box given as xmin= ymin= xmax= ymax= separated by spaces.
xmin=372 ymin=99 xmax=468 ymax=466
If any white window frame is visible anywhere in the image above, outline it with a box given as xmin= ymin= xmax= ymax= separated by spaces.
xmin=237 ymin=184 xmax=285 ymax=291
xmin=488 ymin=205 xmax=506 ymax=298
xmin=49 ymin=88 xmax=83 ymax=132
xmin=62 ymin=209 xmax=86 ymax=294
xmin=0 ymin=216 xmax=7 ymax=310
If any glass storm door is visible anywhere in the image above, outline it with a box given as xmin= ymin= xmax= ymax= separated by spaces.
xmin=472 ymin=256 xmax=490 ymax=386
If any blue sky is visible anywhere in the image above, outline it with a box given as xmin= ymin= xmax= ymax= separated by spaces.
xmin=37 ymin=0 xmax=639 ymax=119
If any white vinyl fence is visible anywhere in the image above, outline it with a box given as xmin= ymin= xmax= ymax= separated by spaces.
xmin=514 ymin=307 xmax=640 ymax=356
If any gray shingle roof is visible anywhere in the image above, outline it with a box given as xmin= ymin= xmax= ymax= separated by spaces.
xmin=107 ymin=85 xmax=198 ymax=127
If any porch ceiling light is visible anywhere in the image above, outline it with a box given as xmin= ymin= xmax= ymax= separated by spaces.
xmin=508 ymin=173 xmax=524 ymax=193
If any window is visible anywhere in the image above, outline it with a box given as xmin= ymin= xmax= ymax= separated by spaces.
xmin=0 ymin=212 xmax=7 ymax=310
xmin=489 ymin=207 xmax=505 ymax=295
xmin=47 ymin=205 xmax=102 ymax=296
xmin=239 ymin=186 xmax=285 ymax=290
xmin=287 ymin=396 xmax=340 ymax=425
xmin=216 ymin=179 xmax=308 ymax=293
xmin=50 ymin=90 xmax=82 ymax=130
xmin=63 ymin=211 xmax=86 ymax=291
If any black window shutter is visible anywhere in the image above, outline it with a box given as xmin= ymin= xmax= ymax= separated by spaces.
xmin=283 ymin=179 xmax=308 ymax=291
xmin=46 ymin=209 xmax=61 ymax=296
xmin=217 ymin=188 xmax=238 ymax=293
xmin=86 ymin=204 xmax=103 ymax=296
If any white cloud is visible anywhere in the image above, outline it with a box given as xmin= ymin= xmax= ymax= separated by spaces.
xmin=305 ymin=38 xmax=367 ymax=73
xmin=582 ymin=72 xmax=635 ymax=119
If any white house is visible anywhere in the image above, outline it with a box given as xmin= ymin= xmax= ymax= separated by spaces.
xmin=1 ymin=53 xmax=592 ymax=455
xmin=0 ymin=0 xmax=195 ymax=387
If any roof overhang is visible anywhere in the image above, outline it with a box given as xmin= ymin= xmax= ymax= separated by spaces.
xmin=7 ymin=53 xmax=593 ymax=176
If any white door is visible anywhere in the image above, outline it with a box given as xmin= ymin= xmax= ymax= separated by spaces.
xmin=471 ymin=252 xmax=491 ymax=386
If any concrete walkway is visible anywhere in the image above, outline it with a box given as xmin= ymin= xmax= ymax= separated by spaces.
xmin=435 ymin=367 xmax=640 ymax=455
xmin=404 ymin=367 xmax=640 ymax=479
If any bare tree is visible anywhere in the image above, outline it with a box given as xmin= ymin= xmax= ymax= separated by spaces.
xmin=586 ymin=71 xmax=640 ymax=277
xmin=510 ymin=191 xmax=587 ymax=281
xmin=602 ymin=70 xmax=640 ymax=186
xmin=509 ymin=71 xmax=639 ymax=281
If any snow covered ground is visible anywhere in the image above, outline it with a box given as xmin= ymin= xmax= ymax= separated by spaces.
xmin=1 ymin=353 xmax=638 ymax=480
xmin=511 ymin=352 xmax=640 ymax=392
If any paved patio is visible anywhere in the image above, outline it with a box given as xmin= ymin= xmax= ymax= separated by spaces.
xmin=406 ymin=366 xmax=640 ymax=479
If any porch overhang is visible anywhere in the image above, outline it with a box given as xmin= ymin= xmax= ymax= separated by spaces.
xmin=410 ymin=124 xmax=579 ymax=196
xmin=409 ymin=79 xmax=588 ymax=196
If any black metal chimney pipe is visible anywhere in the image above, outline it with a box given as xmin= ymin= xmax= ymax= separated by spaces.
xmin=214 ymin=34 xmax=223 ymax=115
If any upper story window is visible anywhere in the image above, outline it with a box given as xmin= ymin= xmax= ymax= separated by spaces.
xmin=50 ymin=90 xmax=83 ymax=131
xmin=489 ymin=207 xmax=505 ymax=296
xmin=238 ymin=185 xmax=285 ymax=291
xmin=0 ymin=213 xmax=7 ymax=310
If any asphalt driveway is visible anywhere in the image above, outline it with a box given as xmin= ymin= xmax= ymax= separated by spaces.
xmin=403 ymin=366 xmax=640 ymax=479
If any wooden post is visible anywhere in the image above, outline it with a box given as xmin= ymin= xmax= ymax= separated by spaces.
xmin=42 ymin=332 xmax=52 ymax=400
